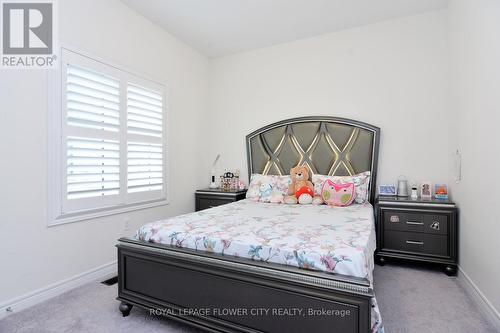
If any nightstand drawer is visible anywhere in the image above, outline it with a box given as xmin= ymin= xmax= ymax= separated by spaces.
xmin=197 ymin=197 xmax=232 ymax=210
xmin=383 ymin=211 xmax=425 ymax=233
xmin=384 ymin=231 xmax=448 ymax=256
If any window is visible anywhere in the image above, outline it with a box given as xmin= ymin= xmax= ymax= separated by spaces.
xmin=49 ymin=48 xmax=167 ymax=225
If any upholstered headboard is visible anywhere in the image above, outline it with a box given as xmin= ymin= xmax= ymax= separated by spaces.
xmin=246 ymin=116 xmax=380 ymax=203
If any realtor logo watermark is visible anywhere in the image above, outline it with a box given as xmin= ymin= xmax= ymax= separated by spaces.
xmin=1 ymin=0 xmax=57 ymax=68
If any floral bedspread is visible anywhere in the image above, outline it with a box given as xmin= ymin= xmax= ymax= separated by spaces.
xmin=135 ymin=200 xmax=383 ymax=332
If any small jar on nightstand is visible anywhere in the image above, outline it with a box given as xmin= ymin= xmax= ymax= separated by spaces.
xmin=195 ymin=188 xmax=247 ymax=211
xmin=375 ymin=196 xmax=458 ymax=276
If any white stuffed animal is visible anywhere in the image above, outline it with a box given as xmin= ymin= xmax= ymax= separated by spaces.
xmin=259 ymin=183 xmax=273 ymax=202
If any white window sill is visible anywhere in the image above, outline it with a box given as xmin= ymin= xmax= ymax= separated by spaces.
xmin=48 ymin=199 xmax=169 ymax=227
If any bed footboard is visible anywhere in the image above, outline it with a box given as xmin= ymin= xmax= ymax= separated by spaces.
xmin=117 ymin=238 xmax=373 ymax=333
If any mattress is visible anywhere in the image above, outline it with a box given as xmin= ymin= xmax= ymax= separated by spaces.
xmin=134 ymin=199 xmax=383 ymax=332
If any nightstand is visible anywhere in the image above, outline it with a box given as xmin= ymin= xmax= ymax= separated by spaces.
xmin=375 ymin=196 xmax=458 ymax=276
xmin=195 ymin=188 xmax=247 ymax=211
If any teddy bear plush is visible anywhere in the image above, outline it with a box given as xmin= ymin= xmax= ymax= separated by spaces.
xmin=284 ymin=165 xmax=323 ymax=205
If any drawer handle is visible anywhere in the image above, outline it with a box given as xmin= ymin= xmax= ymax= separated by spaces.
xmin=406 ymin=221 xmax=423 ymax=226
xmin=406 ymin=240 xmax=424 ymax=245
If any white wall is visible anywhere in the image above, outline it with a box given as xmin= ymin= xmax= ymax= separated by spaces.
xmin=205 ymin=11 xmax=450 ymax=188
xmin=449 ymin=0 xmax=500 ymax=317
xmin=0 ymin=0 xmax=208 ymax=304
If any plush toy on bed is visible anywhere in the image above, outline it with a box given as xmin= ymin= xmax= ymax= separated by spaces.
xmin=284 ymin=165 xmax=323 ymax=205
xmin=321 ymin=180 xmax=356 ymax=206
xmin=259 ymin=183 xmax=273 ymax=202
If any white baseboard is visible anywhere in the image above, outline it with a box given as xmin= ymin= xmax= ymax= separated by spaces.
xmin=457 ymin=266 xmax=500 ymax=331
xmin=0 ymin=261 xmax=117 ymax=320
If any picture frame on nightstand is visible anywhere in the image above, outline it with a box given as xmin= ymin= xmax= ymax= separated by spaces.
xmin=378 ymin=185 xmax=396 ymax=196
xmin=420 ymin=181 xmax=432 ymax=199
xmin=434 ymin=184 xmax=449 ymax=200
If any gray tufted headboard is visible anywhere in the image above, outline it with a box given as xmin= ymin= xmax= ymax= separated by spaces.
xmin=246 ymin=116 xmax=380 ymax=204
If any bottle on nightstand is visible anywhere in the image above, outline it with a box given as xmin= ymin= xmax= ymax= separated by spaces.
xmin=410 ymin=184 xmax=418 ymax=200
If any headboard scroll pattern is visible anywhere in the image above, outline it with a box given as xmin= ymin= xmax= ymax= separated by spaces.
xmin=246 ymin=116 xmax=380 ymax=203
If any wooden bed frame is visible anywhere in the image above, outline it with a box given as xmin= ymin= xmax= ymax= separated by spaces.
xmin=117 ymin=116 xmax=380 ymax=333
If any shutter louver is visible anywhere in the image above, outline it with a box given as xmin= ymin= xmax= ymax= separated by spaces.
xmin=67 ymin=65 xmax=120 ymax=132
xmin=127 ymin=84 xmax=163 ymax=138
xmin=67 ymin=137 xmax=120 ymax=199
xmin=127 ymin=142 xmax=163 ymax=193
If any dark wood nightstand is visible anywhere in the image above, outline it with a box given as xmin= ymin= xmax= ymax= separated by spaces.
xmin=195 ymin=188 xmax=247 ymax=211
xmin=375 ymin=196 xmax=458 ymax=276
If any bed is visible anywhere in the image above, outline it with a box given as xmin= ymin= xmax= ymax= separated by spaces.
xmin=117 ymin=116 xmax=381 ymax=333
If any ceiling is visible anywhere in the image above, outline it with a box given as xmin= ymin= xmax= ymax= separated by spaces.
xmin=121 ymin=0 xmax=449 ymax=58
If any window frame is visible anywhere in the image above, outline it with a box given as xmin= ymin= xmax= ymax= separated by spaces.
xmin=48 ymin=47 xmax=169 ymax=227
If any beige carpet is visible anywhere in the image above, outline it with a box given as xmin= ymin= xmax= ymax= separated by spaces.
xmin=0 ymin=263 xmax=497 ymax=333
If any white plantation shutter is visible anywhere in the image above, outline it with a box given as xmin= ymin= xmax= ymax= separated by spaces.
xmin=127 ymin=84 xmax=163 ymax=138
xmin=66 ymin=137 xmax=120 ymax=199
xmin=54 ymin=48 xmax=167 ymax=220
xmin=62 ymin=58 xmax=123 ymax=213
xmin=127 ymin=83 xmax=164 ymax=196
xmin=127 ymin=142 xmax=163 ymax=193
xmin=66 ymin=65 xmax=120 ymax=132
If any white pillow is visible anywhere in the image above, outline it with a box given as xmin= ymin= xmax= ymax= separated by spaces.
xmin=246 ymin=174 xmax=291 ymax=203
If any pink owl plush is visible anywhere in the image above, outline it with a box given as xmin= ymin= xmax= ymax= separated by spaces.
xmin=321 ymin=180 xmax=356 ymax=206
